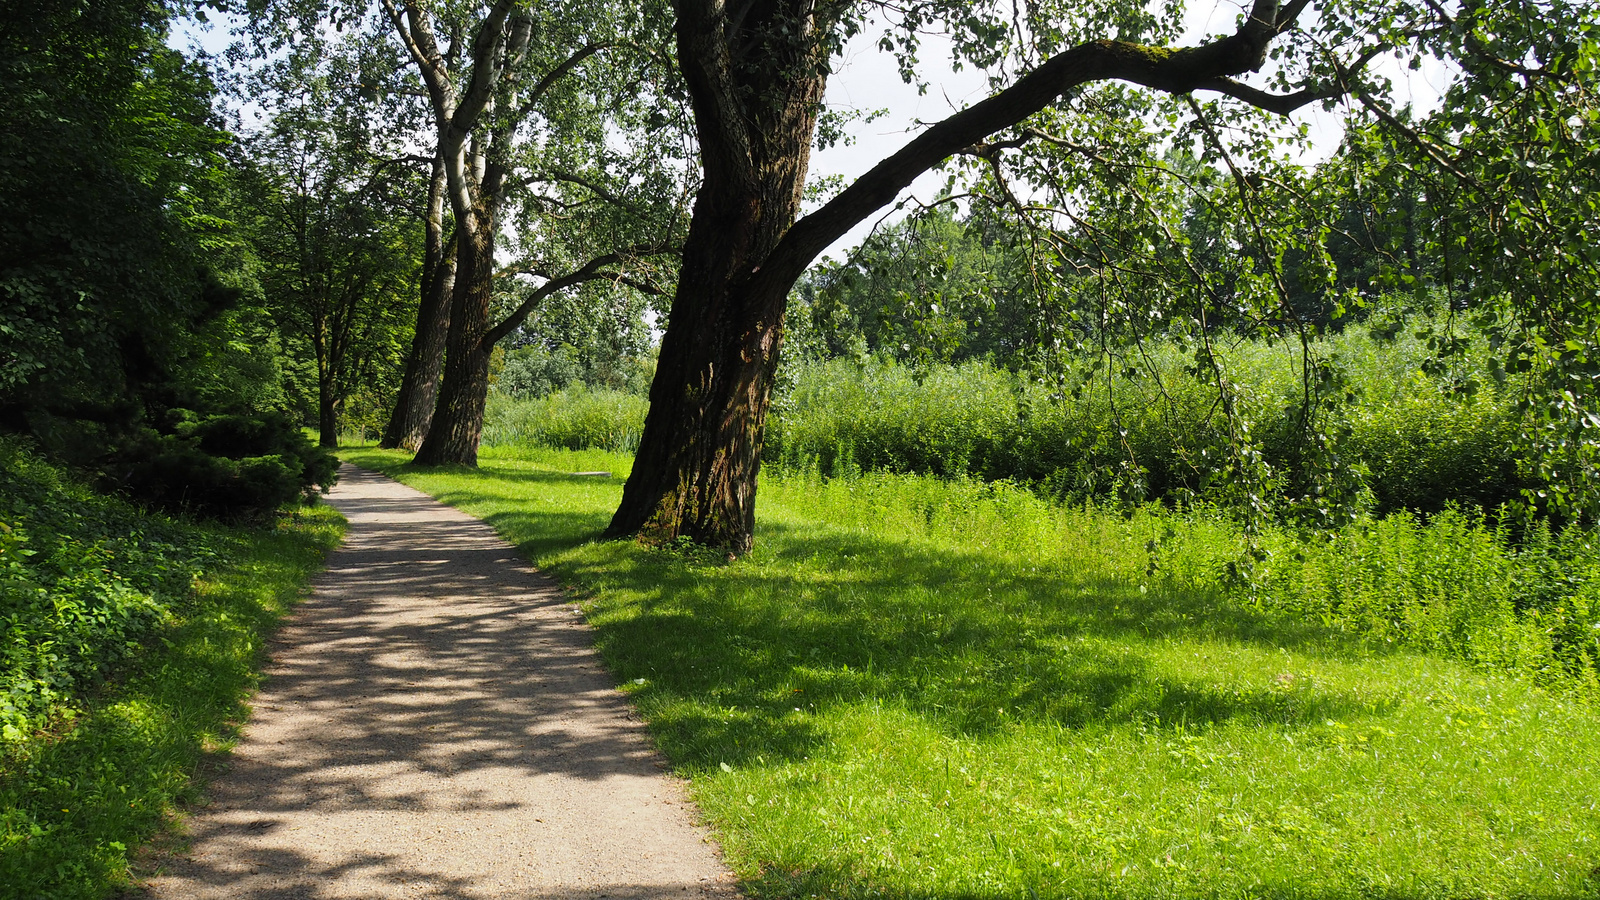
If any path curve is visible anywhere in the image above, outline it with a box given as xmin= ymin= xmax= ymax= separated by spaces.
xmin=146 ymin=464 xmax=739 ymax=900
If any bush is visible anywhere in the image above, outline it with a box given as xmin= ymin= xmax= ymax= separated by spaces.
xmin=0 ymin=440 xmax=212 ymax=742
xmin=765 ymin=320 xmax=1527 ymax=517
xmin=482 ymin=387 xmax=649 ymax=453
xmin=113 ymin=410 xmax=337 ymax=519
xmin=767 ymin=358 xmax=1018 ymax=479
xmin=1244 ymin=508 xmax=1600 ymax=692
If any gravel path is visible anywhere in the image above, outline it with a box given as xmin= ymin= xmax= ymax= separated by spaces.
xmin=145 ymin=464 xmax=739 ymax=900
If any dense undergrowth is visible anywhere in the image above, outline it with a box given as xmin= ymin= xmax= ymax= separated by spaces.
xmin=476 ymin=322 xmax=1600 ymax=694
xmin=485 ymin=319 xmax=1533 ymax=518
xmin=0 ymin=440 xmax=342 ymax=898
xmin=481 ymin=387 xmax=649 ymax=454
xmin=344 ymin=444 xmax=1600 ymax=900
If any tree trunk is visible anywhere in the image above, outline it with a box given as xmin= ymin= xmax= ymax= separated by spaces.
xmin=607 ymin=0 xmax=826 ymax=552
xmin=605 ymin=207 xmax=797 ymax=552
xmin=411 ymin=221 xmax=494 ymax=466
xmin=609 ymin=0 xmax=1317 ymax=553
xmin=382 ymin=156 xmax=455 ymax=451
xmin=318 ymin=381 xmax=339 ymax=448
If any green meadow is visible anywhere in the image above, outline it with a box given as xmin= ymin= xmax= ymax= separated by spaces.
xmin=342 ymin=444 xmax=1600 ymax=900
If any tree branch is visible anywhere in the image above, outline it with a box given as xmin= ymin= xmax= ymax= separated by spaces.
xmin=755 ymin=1 xmax=1323 ymax=297
xmin=510 ymin=42 xmax=612 ymax=123
xmin=483 ymin=244 xmax=678 ymax=347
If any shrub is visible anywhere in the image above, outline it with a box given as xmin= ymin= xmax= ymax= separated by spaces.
xmin=111 ymin=410 xmax=337 ymax=519
xmin=765 ymin=321 xmax=1525 ymax=517
xmin=1245 ymin=508 xmax=1600 ymax=692
xmin=0 ymin=440 xmax=212 ymax=742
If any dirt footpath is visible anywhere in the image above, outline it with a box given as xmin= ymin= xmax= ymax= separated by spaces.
xmin=144 ymin=464 xmax=739 ymax=900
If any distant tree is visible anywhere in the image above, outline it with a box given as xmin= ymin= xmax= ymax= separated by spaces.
xmin=495 ymin=279 xmax=656 ymax=399
xmin=793 ymin=207 xmax=1041 ymax=369
xmin=373 ymin=0 xmax=690 ymax=466
xmin=234 ymin=35 xmax=423 ymax=447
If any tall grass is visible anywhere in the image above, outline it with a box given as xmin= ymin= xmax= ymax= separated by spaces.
xmin=482 ymin=386 xmax=649 ymax=453
xmin=343 ymin=444 xmax=1600 ymax=900
xmin=765 ymin=323 xmax=1526 ymax=515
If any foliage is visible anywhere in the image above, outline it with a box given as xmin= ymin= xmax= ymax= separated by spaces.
xmin=482 ymin=389 xmax=649 ymax=454
xmin=116 ymin=411 xmax=338 ymax=518
xmin=763 ymin=315 xmax=1531 ymax=518
xmin=1243 ymin=508 xmax=1600 ymax=690
xmin=0 ymin=0 xmax=343 ymax=520
xmin=788 ymin=207 xmax=1042 ymax=370
xmin=344 ymin=444 xmax=1600 ymax=900
xmin=230 ymin=29 xmax=424 ymax=446
xmin=0 ymin=0 xmax=233 ymax=400
xmin=0 ymin=442 xmax=341 ymax=897
xmin=0 ymin=442 xmax=209 ymax=744
xmin=493 ymin=282 xmax=657 ymax=400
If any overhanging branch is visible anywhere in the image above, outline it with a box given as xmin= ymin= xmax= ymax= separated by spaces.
xmin=482 ymin=244 xmax=678 ymax=348
xmin=755 ymin=0 xmax=1330 ymax=298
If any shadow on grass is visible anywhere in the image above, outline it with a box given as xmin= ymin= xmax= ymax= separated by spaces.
xmin=435 ymin=502 xmax=1394 ymax=774
xmin=342 ymin=450 xmax=1391 ymax=766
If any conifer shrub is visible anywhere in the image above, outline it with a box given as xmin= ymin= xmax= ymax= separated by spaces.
xmin=112 ymin=410 xmax=336 ymax=519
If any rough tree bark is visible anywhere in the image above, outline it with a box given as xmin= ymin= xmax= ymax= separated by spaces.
xmin=609 ymin=0 xmax=1335 ymax=553
xmin=604 ymin=0 xmax=828 ymax=552
xmin=382 ymin=154 xmax=456 ymax=451
xmin=385 ymin=0 xmax=663 ymax=466
xmin=412 ymin=197 xmax=498 ymax=464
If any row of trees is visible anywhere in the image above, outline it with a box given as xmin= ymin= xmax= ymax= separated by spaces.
xmin=3 ymin=0 xmax=1596 ymax=546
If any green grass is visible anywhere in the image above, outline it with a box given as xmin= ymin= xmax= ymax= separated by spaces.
xmin=0 ymin=506 xmax=343 ymax=899
xmin=343 ymin=444 xmax=1600 ymax=899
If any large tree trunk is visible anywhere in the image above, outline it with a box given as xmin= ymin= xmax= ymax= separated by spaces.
xmin=382 ymin=156 xmax=455 ymax=451
xmin=606 ymin=0 xmax=826 ymax=552
xmin=411 ymin=220 xmax=494 ymax=466
xmin=609 ymin=0 xmax=1320 ymax=554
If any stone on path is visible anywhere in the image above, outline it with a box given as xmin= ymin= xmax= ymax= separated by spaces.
xmin=144 ymin=464 xmax=739 ymax=900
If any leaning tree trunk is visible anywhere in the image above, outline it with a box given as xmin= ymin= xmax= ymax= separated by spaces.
xmin=382 ymin=157 xmax=456 ymax=451
xmin=411 ymin=217 xmax=495 ymax=466
xmin=606 ymin=1 xmax=827 ymax=553
xmin=608 ymin=0 xmax=1313 ymax=553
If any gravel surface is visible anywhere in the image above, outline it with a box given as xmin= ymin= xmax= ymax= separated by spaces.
xmin=144 ymin=464 xmax=740 ymax=900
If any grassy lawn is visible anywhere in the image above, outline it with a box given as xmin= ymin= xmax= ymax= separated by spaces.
xmin=0 ymin=507 xmax=343 ymax=899
xmin=344 ymin=444 xmax=1600 ymax=899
